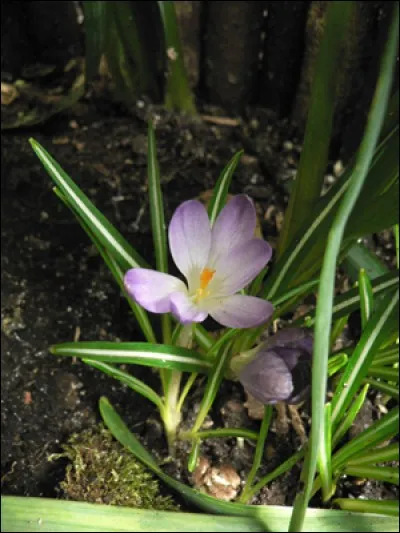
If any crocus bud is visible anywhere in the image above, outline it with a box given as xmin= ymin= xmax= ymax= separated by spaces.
xmin=238 ymin=328 xmax=313 ymax=405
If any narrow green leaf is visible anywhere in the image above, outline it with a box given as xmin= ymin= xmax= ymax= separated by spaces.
xmin=208 ymin=151 xmax=243 ymax=224
xmin=147 ymin=121 xmax=171 ymax=345
xmin=191 ymin=345 xmax=232 ymax=433
xmin=188 ymin=439 xmax=201 ymax=473
xmin=331 ymin=290 xmax=399 ymax=426
xmin=53 ymin=186 xmax=156 ymax=343
xmin=318 ymin=403 xmax=333 ymax=502
xmin=334 ymin=498 xmax=399 ymax=517
xmin=332 ymin=407 xmax=399 ymax=470
xmin=342 ymin=465 xmax=399 ymax=485
xmin=358 ymin=269 xmax=374 ymax=329
xmin=51 ymin=342 xmax=212 ymax=373
xmin=290 ymin=8 xmax=399 ymax=530
xmin=293 ymin=269 xmax=398 ymax=327
xmin=372 ymin=344 xmax=399 ymax=365
xmin=347 ymin=443 xmax=399 ymax=466
xmin=327 ymin=353 xmax=348 ymax=377
xmin=182 ymin=428 xmax=259 ymax=442
xmin=158 ymin=1 xmax=196 ymax=113
xmin=395 ymin=224 xmax=399 ymax=267
xmin=239 ymin=406 xmax=273 ymax=503
xmin=367 ymin=366 xmax=399 ymax=381
xmin=332 ymin=385 xmax=369 ymax=449
xmin=277 ymin=2 xmax=354 ymax=257
xmin=82 ymin=1 xmax=107 ymax=82
xmin=83 ymin=359 xmax=163 ymax=410
xmin=330 ymin=316 xmax=349 ymax=349
xmin=363 ymin=378 xmax=399 ymax=399
xmin=30 ymin=139 xmax=148 ymax=271
xmin=344 ymin=242 xmax=388 ymax=283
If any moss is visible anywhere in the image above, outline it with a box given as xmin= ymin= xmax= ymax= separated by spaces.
xmin=50 ymin=425 xmax=178 ymax=511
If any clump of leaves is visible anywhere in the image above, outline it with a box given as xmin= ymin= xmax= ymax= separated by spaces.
xmin=50 ymin=425 xmax=178 ymax=511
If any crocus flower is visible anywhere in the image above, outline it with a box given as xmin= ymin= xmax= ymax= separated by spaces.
xmin=124 ymin=195 xmax=274 ymax=328
xmin=238 ymin=328 xmax=313 ymax=404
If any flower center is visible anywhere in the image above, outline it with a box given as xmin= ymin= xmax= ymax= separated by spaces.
xmin=194 ymin=267 xmax=215 ymax=302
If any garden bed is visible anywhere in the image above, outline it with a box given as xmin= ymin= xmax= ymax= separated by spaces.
xmin=1 ymin=96 xmax=397 ymax=510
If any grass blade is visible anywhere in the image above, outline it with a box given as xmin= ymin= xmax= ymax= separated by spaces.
xmin=53 ymin=187 xmax=156 ymax=343
xmin=82 ymin=1 xmax=107 ymax=82
xmin=277 ymin=2 xmax=354 ymax=257
xmin=50 ymin=342 xmax=212 ymax=374
xmin=358 ymin=269 xmax=374 ymax=329
xmin=289 ymin=7 xmax=399 ymax=529
xmin=363 ymin=378 xmax=399 ymax=399
xmin=208 ymin=151 xmax=243 ymax=224
xmin=332 ymin=384 xmax=369 ymax=449
xmin=342 ymin=465 xmax=399 ymax=485
xmin=334 ymin=498 xmax=399 ymax=517
xmin=30 ymin=139 xmax=148 ymax=271
xmin=157 ymin=1 xmax=196 ymax=113
xmin=84 ymin=359 xmax=164 ymax=410
xmin=343 ymin=242 xmax=388 ymax=282
xmin=317 ymin=403 xmax=333 ymax=502
xmin=147 ymin=121 xmax=171 ymax=344
xmin=331 ymin=290 xmax=399 ymax=426
xmin=346 ymin=443 xmax=399 ymax=466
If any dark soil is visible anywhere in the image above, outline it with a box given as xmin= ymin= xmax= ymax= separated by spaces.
xmin=1 ymin=95 xmax=397 ymax=510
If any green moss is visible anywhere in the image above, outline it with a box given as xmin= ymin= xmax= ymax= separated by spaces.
xmin=50 ymin=425 xmax=178 ymax=511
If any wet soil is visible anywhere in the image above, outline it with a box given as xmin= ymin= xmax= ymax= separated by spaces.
xmin=1 ymin=96 xmax=397 ymax=509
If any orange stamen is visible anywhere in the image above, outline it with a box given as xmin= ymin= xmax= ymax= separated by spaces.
xmin=199 ymin=268 xmax=215 ymax=290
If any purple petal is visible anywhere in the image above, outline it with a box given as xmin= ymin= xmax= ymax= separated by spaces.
xmin=239 ymin=351 xmax=293 ymax=404
xmin=168 ymin=200 xmax=211 ymax=279
xmin=214 ymin=238 xmax=272 ymax=294
xmin=208 ymin=294 xmax=273 ymax=328
xmin=169 ymin=292 xmax=208 ymax=324
xmin=261 ymin=328 xmax=313 ymax=358
xmin=208 ymin=195 xmax=257 ymax=265
xmin=124 ymin=268 xmax=186 ymax=313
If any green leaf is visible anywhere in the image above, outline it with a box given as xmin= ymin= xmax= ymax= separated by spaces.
xmin=277 ymin=1 xmax=354 ymax=257
xmin=331 ymin=290 xmax=399 ymax=426
xmin=147 ymin=121 xmax=171 ymax=345
xmin=332 ymin=407 xmax=399 ymax=470
xmin=342 ymin=465 xmax=399 ymax=485
xmin=334 ymin=498 xmax=399 ymax=517
xmin=297 ymin=270 xmax=398 ymax=327
xmin=343 ymin=242 xmax=388 ymax=283
xmin=358 ymin=269 xmax=374 ymax=329
xmin=99 ymin=398 xmax=398 ymax=531
xmin=187 ymin=439 xmax=201 ymax=473
xmin=317 ymin=403 xmax=333 ymax=502
xmin=265 ymin=125 xmax=399 ymax=301
xmin=29 ymin=139 xmax=148 ymax=271
xmin=53 ymin=187 xmax=156 ymax=343
xmin=332 ymin=385 xmax=369 ymax=449
xmin=346 ymin=443 xmax=399 ymax=466
xmin=191 ymin=345 xmax=232 ymax=433
xmin=50 ymin=342 xmax=212 ymax=374
xmin=290 ymin=8 xmax=399 ymax=530
xmin=82 ymin=1 xmax=107 ymax=82
xmin=239 ymin=406 xmax=273 ymax=504
xmin=367 ymin=366 xmax=399 ymax=381
xmin=158 ymin=1 xmax=196 ymax=113
xmin=327 ymin=353 xmax=348 ymax=377
xmin=207 ymin=151 xmax=243 ymax=224
xmin=83 ymin=359 xmax=163 ymax=410
xmin=363 ymin=378 xmax=399 ymax=399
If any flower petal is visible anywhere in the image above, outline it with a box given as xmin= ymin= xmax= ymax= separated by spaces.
xmin=239 ymin=351 xmax=294 ymax=404
xmin=213 ymin=238 xmax=272 ymax=295
xmin=208 ymin=294 xmax=273 ymax=328
xmin=169 ymin=292 xmax=208 ymax=324
xmin=168 ymin=200 xmax=211 ymax=279
xmin=124 ymin=268 xmax=186 ymax=313
xmin=208 ymin=195 xmax=256 ymax=265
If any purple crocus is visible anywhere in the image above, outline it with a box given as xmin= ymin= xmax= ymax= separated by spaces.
xmin=238 ymin=328 xmax=313 ymax=404
xmin=124 ymin=195 xmax=274 ymax=328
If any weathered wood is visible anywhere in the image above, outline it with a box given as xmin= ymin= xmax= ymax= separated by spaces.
xmin=174 ymin=1 xmax=202 ymax=88
xmin=203 ymin=1 xmax=267 ymax=110
xmin=260 ymin=1 xmax=310 ymax=116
